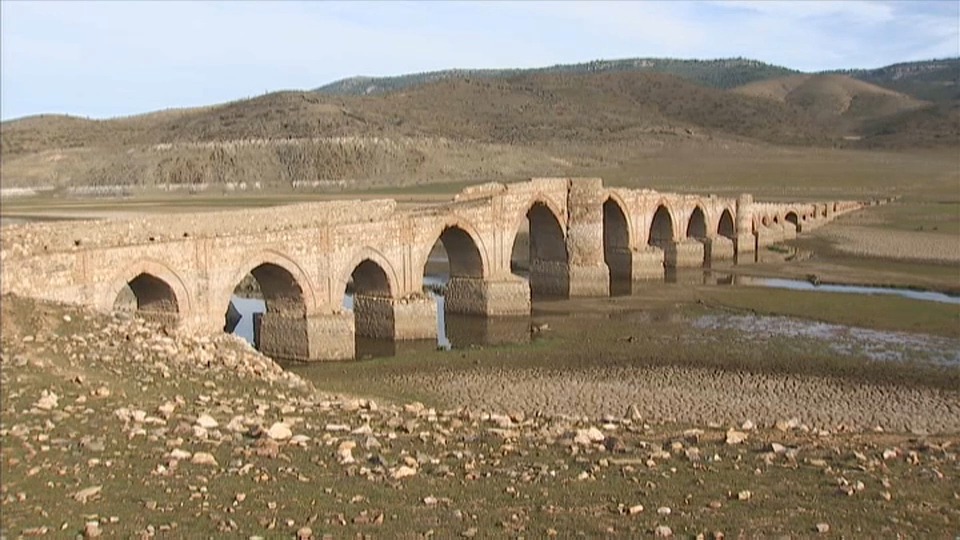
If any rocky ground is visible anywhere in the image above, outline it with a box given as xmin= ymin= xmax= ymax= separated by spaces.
xmin=2 ymin=293 xmax=959 ymax=538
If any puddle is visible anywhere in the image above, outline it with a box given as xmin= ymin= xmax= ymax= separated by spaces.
xmin=692 ymin=314 xmax=960 ymax=366
xmin=734 ymin=276 xmax=960 ymax=304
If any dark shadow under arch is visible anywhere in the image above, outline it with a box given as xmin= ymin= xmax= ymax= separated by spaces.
xmin=686 ymin=206 xmax=707 ymax=239
xmin=117 ymin=273 xmax=179 ymax=313
xmin=350 ymin=259 xmax=392 ymax=297
xmin=435 ymin=225 xmax=483 ymax=278
xmin=511 ymin=201 xmax=569 ymax=298
xmin=785 ymin=211 xmax=800 ymax=232
xmin=648 ymin=205 xmax=674 ymax=246
xmin=718 ymin=209 xmax=735 ymax=239
xmin=603 ymin=198 xmax=631 ymax=294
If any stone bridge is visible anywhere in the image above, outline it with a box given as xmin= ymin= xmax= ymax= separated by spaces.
xmin=0 ymin=178 xmax=861 ymax=361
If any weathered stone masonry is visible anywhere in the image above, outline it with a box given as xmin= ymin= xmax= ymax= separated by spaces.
xmin=0 ymin=177 xmax=860 ymax=361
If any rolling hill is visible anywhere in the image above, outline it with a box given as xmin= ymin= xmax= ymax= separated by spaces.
xmin=732 ymin=74 xmax=928 ymax=127
xmin=315 ymin=57 xmax=799 ymax=95
xmin=2 ymin=58 xmax=957 ymax=191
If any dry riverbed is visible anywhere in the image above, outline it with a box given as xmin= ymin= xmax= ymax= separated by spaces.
xmin=4 ymin=288 xmax=958 ymax=538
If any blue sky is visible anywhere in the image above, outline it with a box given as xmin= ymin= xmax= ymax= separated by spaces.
xmin=2 ymin=0 xmax=957 ymax=120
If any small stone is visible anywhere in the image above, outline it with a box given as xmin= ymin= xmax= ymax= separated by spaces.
xmin=657 ymin=506 xmax=671 ymax=515
xmin=191 ymin=452 xmax=218 ymax=466
xmin=725 ymin=429 xmax=747 ymax=445
xmin=296 ymin=526 xmax=312 ymax=539
xmin=168 ymin=448 xmax=191 ymax=460
xmin=655 ymin=525 xmax=673 ymax=537
xmin=461 ymin=528 xmax=478 ymax=538
xmin=574 ymin=427 xmax=605 ymax=446
xmin=392 ymin=465 xmax=417 ymax=479
xmin=737 ymin=490 xmax=752 ymax=501
xmin=72 ymin=485 xmax=102 ymax=503
xmin=423 ymin=496 xmax=439 ymax=506
xmin=628 ymin=504 xmax=644 ymax=515
xmin=815 ymin=523 xmax=830 ymax=533
xmin=196 ymin=414 xmax=218 ymax=429
xmin=708 ymin=500 xmax=722 ymax=509
xmin=770 ymin=443 xmax=787 ymax=454
xmin=84 ymin=521 xmax=101 ymax=538
xmin=740 ymin=420 xmax=755 ymax=431
xmin=265 ymin=422 xmax=292 ymax=440
xmin=36 ymin=391 xmax=59 ymax=411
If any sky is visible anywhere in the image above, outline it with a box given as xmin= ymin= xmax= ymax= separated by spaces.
xmin=1 ymin=0 xmax=958 ymax=121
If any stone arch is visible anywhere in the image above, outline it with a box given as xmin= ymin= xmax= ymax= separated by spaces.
xmin=785 ymin=210 xmax=800 ymax=232
xmin=820 ymin=204 xmax=828 ymax=218
xmin=418 ymin=218 xmax=488 ymax=280
xmin=340 ymin=247 xmax=399 ymax=300
xmin=773 ymin=214 xmax=781 ymax=225
xmin=510 ymin=197 xmax=568 ymax=264
xmin=717 ymin=208 xmax=736 ymax=239
xmin=103 ymin=258 xmax=191 ymax=316
xmin=761 ymin=215 xmax=771 ymax=227
xmin=510 ymin=196 xmax=569 ymax=297
xmin=648 ymin=204 xmax=676 ymax=245
xmin=225 ymin=250 xmax=316 ymax=316
xmin=686 ymin=206 xmax=708 ymax=239
xmin=603 ymin=196 xmax=631 ymax=283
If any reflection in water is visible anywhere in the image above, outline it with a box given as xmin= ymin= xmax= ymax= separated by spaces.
xmin=227 ymin=272 xmax=531 ymax=361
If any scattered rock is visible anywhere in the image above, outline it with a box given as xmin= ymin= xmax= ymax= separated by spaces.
xmin=815 ymin=523 xmax=830 ymax=534
xmin=655 ymin=525 xmax=673 ymax=537
xmin=265 ymin=422 xmax=292 ymax=440
xmin=71 ymin=485 xmax=102 ymax=503
xmin=191 ymin=452 xmax=218 ymax=466
xmin=725 ymin=429 xmax=748 ymax=445
xmin=196 ymin=414 xmax=218 ymax=429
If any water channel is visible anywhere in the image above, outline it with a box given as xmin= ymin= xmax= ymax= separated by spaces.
xmin=226 ymin=256 xmax=958 ymax=361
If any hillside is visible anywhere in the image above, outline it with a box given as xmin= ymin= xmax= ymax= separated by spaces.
xmin=732 ymin=74 xmax=928 ymax=129
xmin=1 ymin=64 xmax=955 ymax=191
xmin=315 ymin=57 xmax=799 ymax=95
xmin=830 ymin=58 xmax=960 ymax=104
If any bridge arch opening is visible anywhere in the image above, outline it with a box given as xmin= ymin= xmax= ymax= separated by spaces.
xmin=603 ymin=198 xmax=631 ymax=293
xmin=113 ymin=273 xmax=179 ymax=321
xmin=224 ymin=262 xmax=307 ymax=349
xmin=761 ymin=215 xmax=770 ymax=227
xmin=785 ymin=211 xmax=800 ymax=232
xmin=425 ymin=225 xmax=484 ymax=280
xmin=648 ymin=205 xmax=674 ymax=246
xmin=686 ymin=206 xmax=707 ymax=239
xmin=511 ymin=201 xmax=568 ymax=298
xmin=718 ymin=209 xmax=735 ymax=239
xmin=344 ymin=258 xmax=400 ymax=355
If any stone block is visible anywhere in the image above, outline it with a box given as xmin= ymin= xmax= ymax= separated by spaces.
xmin=446 ymin=276 xmax=531 ymax=317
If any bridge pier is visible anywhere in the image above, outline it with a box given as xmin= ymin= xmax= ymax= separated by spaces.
xmin=446 ymin=276 xmax=531 ymax=317
xmin=353 ymin=294 xmax=437 ymax=341
xmin=706 ymin=236 xmax=736 ymax=261
xmin=631 ymin=247 xmax=667 ymax=281
xmin=565 ymin=178 xmax=611 ymax=297
xmin=664 ymin=240 xmax=705 ymax=268
xmin=258 ymin=312 xmax=355 ymax=362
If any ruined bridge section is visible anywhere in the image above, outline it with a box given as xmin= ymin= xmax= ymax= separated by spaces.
xmin=1 ymin=178 xmax=861 ymax=361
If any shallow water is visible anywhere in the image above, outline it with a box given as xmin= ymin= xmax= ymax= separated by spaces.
xmin=738 ymin=276 xmax=960 ymax=304
xmin=692 ymin=313 xmax=960 ymax=366
xmin=228 ymin=272 xmax=531 ymax=357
